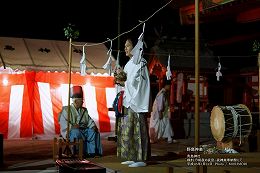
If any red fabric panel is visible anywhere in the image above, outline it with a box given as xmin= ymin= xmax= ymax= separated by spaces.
xmin=35 ymin=71 xmax=69 ymax=84
xmin=35 ymin=71 xmax=115 ymax=88
xmin=20 ymin=72 xmax=35 ymax=137
xmin=0 ymin=73 xmax=32 ymax=138
xmin=20 ymin=87 xmax=33 ymax=137
xmin=0 ymin=71 xmax=115 ymax=138
xmin=90 ymin=76 xmax=115 ymax=88
xmin=0 ymin=85 xmax=11 ymax=139
xmin=95 ymin=87 xmax=111 ymax=132
xmin=170 ymin=78 xmax=175 ymax=111
xmin=118 ymin=91 xmax=124 ymax=114
xmin=33 ymin=82 xmax=44 ymax=135
xmin=50 ymin=84 xmax=62 ymax=134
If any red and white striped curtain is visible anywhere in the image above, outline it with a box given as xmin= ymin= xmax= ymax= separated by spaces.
xmin=0 ymin=71 xmax=116 ymax=139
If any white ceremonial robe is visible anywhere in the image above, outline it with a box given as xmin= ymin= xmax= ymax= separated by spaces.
xmin=59 ymin=104 xmax=96 ymax=139
xmin=123 ymin=58 xmax=150 ymax=113
xmin=149 ymin=88 xmax=173 ymax=142
xmin=58 ymin=104 xmax=102 ymax=156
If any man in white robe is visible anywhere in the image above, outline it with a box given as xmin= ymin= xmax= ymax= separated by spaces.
xmin=59 ymin=86 xmax=102 ymax=158
xmin=149 ymin=81 xmax=175 ymax=144
xmin=117 ymin=38 xmax=151 ymax=168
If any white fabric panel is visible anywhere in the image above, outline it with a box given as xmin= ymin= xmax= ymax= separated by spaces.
xmin=60 ymin=84 xmax=71 ymax=106
xmin=83 ymin=84 xmax=100 ymax=129
xmin=105 ymin=87 xmax=116 ymax=131
xmin=8 ymin=85 xmax=24 ymax=139
xmin=38 ymin=82 xmax=55 ymax=135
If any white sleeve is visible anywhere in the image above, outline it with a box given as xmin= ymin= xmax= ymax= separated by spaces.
xmin=157 ymin=93 xmax=165 ymax=112
xmin=59 ymin=108 xmax=68 ymax=139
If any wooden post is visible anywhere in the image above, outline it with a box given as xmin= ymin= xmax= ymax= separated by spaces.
xmin=58 ymin=138 xmax=63 ymax=159
xmin=199 ymin=166 xmax=207 ymax=173
xmin=257 ymin=130 xmax=260 ymax=152
xmin=53 ymin=137 xmax=58 ymax=161
xmin=79 ymin=139 xmax=84 ymax=159
xmin=258 ymin=53 xmax=260 ymax=128
xmin=257 ymin=52 xmax=260 ymax=152
xmin=170 ymin=73 xmax=175 ymax=113
xmin=168 ymin=167 xmax=173 ymax=173
xmin=195 ymin=0 xmax=201 ymax=172
xmin=66 ymin=38 xmax=73 ymax=142
xmin=223 ymin=170 xmax=230 ymax=173
xmin=195 ymin=0 xmax=200 ymax=149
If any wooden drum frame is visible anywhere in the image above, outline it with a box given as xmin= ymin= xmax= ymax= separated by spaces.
xmin=210 ymin=104 xmax=252 ymax=142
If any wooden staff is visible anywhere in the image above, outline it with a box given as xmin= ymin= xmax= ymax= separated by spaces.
xmin=195 ymin=0 xmax=203 ymax=172
xmin=258 ymin=53 xmax=260 ymax=126
xmin=66 ymin=38 xmax=72 ymax=142
xmin=195 ymin=0 xmax=200 ymax=149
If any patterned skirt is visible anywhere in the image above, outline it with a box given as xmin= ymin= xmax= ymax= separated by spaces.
xmin=117 ymin=108 xmax=150 ymax=161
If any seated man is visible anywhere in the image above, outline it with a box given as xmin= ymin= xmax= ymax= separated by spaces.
xmin=59 ymin=86 xmax=102 ymax=158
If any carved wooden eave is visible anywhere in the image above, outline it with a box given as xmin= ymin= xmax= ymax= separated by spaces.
xmin=178 ymin=0 xmax=260 ymax=24
xmin=148 ymin=40 xmax=218 ymax=78
xmin=239 ymin=66 xmax=258 ymax=76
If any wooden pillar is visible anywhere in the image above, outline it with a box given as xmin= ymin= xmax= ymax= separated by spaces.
xmin=66 ymin=38 xmax=73 ymax=142
xmin=258 ymin=53 xmax=260 ymax=128
xmin=168 ymin=167 xmax=173 ymax=173
xmin=53 ymin=137 xmax=58 ymax=161
xmin=257 ymin=130 xmax=260 ymax=152
xmin=195 ymin=0 xmax=200 ymax=172
xmin=59 ymin=138 xmax=64 ymax=159
xmin=170 ymin=75 xmax=175 ymax=112
xmin=257 ymin=53 xmax=260 ymax=152
xmin=79 ymin=139 xmax=84 ymax=160
xmin=199 ymin=166 xmax=207 ymax=173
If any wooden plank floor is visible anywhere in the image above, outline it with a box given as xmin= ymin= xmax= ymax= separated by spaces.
xmin=0 ymin=138 xmax=260 ymax=173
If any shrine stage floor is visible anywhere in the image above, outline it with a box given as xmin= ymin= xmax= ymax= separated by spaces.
xmin=0 ymin=137 xmax=260 ymax=173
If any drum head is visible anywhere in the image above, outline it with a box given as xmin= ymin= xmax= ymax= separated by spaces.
xmin=210 ymin=106 xmax=225 ymax=141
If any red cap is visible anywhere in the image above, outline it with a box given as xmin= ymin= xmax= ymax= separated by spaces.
xmin=70 ymin=86 xmax=83 ymax=98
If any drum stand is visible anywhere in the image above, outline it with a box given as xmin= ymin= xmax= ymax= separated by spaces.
xmin=53 ymin=137 xmax=84 ymax=161
xmin=216 ymin=137 xmax=250 ymax=152
xmin=216 ymin=140 xmax=233 ymax=150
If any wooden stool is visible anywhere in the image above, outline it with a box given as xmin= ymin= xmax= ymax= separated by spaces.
xmin=217 ymin=137 xmax=251 ymax=152
xmin=216 ymin=140 xmax=233 ymax=150
xmin=53 ymin=137 xmax=84 ymax=161
xmin=257 ymin=130 xmax=260 ymax=152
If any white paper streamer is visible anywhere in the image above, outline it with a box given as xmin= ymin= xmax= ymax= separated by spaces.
xmin=103 ymin=39 xmax=114 ymax=75
xmin=80 ymin=45 xmax=87 ymax=76
xmin=216 ymin=62 xmax=222 ymax=81
xmin=113 ymin=50 xmax=121 ymax=74
xmin=131 ymin=23 xmax=145 ymax=65
xmin=166 ymin=54 xmax=172 ymax=80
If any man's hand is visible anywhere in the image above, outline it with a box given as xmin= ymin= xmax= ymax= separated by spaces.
xmin=72 ymin=124 xmax=80 ymax=129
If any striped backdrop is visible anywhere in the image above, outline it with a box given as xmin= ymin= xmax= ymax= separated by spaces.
xmin=0 ymin=71 xmax=116 ymax=139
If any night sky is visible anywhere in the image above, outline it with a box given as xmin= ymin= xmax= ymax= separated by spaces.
xmin=0 ymin=1 xmax=172 ymax=44
xmin=0 ymin=0 xmax=182 ymax=68
xmin=1 ymin=0 xmax=258 ymax=66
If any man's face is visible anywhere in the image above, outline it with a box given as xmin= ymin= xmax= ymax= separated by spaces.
xmin=73 ymin=98 xmax=84 ymax=109
xmin=124 ymin=39 xmax=133 ymax=57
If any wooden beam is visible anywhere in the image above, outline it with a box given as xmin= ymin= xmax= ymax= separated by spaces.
xmin=208 ymin=32 xmax=260 ymax=46
xmin=237 ymin=7 xmax=260 ymax=23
